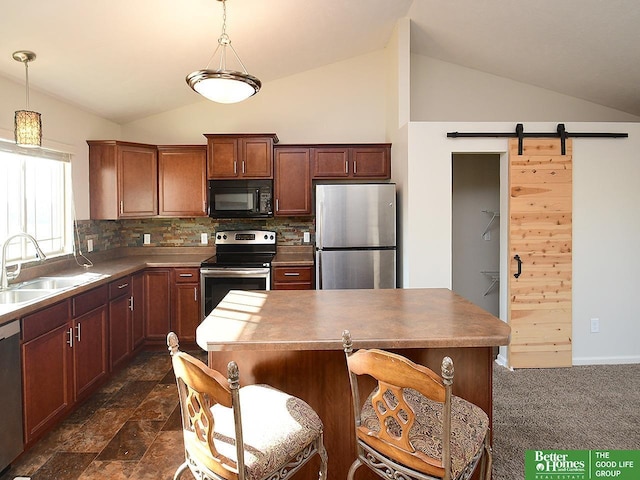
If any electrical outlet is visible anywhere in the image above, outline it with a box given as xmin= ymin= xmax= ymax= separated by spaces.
xmin=303 ymin=232 xmax=310 ymax=244
xmin=590 ymin=317 xmax=600 ymax=333
xmin=201 ymin=233 xmax=208 ymax=245
xmin=87 ymin=239 xmax=93 ymax=252
xmin=143 ymin=233 xmax=151 ymax=245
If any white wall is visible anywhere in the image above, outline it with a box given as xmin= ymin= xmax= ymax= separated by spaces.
xmin=410 ymin=55 xmax=640 ymax=123
xmin=121 ymin=51 xmax=389 ymax=145
xmin=404 ymin=121 xmax=640 ymax=365
xmin=0 ymin=76 xmax=121 ymax=220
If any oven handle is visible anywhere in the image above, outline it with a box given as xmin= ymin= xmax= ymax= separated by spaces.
xmin=200 ymin=268 xmax=270 ymax=278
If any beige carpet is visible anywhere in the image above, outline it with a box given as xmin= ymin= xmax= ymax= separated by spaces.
xmin=491 ymin=362 xmax=640 ymax=479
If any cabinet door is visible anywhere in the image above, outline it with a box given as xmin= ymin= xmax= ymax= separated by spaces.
xmin=207 ymin=137 xmax=239 ymax=178
xmin=158 ymin=146 xmax=207 ymax=216
xmin=108 ymin=278 xmax=132 ymax=371
xmin=144 ymin=269 xmax=172 ymax=342
xmin=311 ymin=147 xmax=350 ymax=178
xmin=131 ymin=271 xmax=145 ymax=349
xmin=22 ymin=323 xmax=72 ymax=445
xmin=241 ymin=137 xmax=274 ymax=178
xmin=274 ymin=147 xmax=312 ymax=216
xmin=174 ymin=283 xmax=201 ymax=343
xmin=118 ymin=144 xmax=158 ymax=217
xmin=73 ymin=305 xmax=108 ymax=401
xmin=351 ymin=146 xmax=390 ymax=178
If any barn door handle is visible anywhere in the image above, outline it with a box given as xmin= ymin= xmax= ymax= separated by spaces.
xmin=514 ymin=254 xmax=522 ymax=278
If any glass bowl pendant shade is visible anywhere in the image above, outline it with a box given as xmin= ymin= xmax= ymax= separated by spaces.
xmin=187 ymin=70 xmax=260 ymax=104
xmin=186 ymin=0 xmax=260 ymax=104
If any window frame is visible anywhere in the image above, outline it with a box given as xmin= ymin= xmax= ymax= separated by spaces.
xmin=0 ymin=139 xmax=73 ymax=264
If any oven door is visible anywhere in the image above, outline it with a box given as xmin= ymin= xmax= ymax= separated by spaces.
xmin=200 ymin=267 xmax=270 ymax=318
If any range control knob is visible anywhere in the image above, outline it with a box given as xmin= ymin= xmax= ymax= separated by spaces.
xmin=264 ymin=234 xmax=268 ymax=240
xmin=270 ymin=234 xmax=274 ymax=240
xmin=216 ymin=234 xmax=221 ymax=240
xmin=223 ymin=234 xmax=227 ymax=240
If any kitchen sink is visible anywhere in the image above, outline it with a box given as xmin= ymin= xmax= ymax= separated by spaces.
xmin=16 ymin=272 xmax=106 ymax=291
xmin=0 ymin=289 xmax=56 ymax=305
xmin=0 ymin=272 xmax=107 ymax=307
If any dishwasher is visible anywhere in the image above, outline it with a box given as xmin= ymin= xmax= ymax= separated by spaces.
xmin=0 ymin=320 xmax=23 ymax=473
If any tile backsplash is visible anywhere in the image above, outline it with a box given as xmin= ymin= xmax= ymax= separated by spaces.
xmin=74 ymin=217 xmax=315 ymax=252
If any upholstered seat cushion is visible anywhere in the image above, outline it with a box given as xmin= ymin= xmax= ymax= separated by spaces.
xmin=360 ymin=388 xmax=488 ymax=480
xmin=190 ymin=384 xmax=323 ymax=480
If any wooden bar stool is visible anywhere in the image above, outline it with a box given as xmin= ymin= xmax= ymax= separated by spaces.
xmin=167 ymin=332 xmax=328 ymax=480
xmin=342 ymin=330 xmax=492 ymax=480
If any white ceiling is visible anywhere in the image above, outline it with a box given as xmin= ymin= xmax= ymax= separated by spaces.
xmin=1 ymin=0 xmax=638 ymax=124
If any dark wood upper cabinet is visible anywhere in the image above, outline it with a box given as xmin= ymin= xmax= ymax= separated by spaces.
xmin=311 ymin=144 xmax=391 ymax=179
xmin=205 ymin=134 xmax=278 ymax=179
xmin=88 ymin=140 xmax=158 ymax=219
xmin=274 ymin=146 xmax=312 ymax=216
xmin=157 ymin=145 xmax=207 ymax=217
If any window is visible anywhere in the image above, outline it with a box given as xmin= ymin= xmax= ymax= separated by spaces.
xmin=0 ymin=140 xmax=72 ymax=263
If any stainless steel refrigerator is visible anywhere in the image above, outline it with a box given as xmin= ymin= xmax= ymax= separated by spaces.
xmin=315 ymin=183 xmax=396 ymax=289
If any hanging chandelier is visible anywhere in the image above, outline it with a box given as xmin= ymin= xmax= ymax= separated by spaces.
xmin=186 ymin=0 xmax=261 ymax=104
xmin=13 ymin=50 xmax=42 ymax=147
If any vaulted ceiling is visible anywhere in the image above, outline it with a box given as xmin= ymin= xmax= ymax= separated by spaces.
xmin=1 ymin=0 xmax=638 ymax=124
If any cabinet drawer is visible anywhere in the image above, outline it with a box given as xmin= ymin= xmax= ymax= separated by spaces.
xmin=273 ymin=267 xmax=312 ymax=283
xmin=72 ymin=285 xmax=108 ymax=318
xmin=174 ymin=268 xmax=200 ymax=283
xmin=22 ymin=300 xmax=70 ymax=342
xmin=109 ymin=277 xmax=132 ymax=299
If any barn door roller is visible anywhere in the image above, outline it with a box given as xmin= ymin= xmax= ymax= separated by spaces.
xmin=447 ymin=123 xmax=628 ymax=155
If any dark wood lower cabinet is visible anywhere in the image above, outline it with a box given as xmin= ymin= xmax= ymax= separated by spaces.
xmin=144 ymin=269 xmax=172 ymax=343
xmin=22 ymin=317 xmax=73 ymax=446
xmin=19 ymin=266 xmax=201 ymax=448
xmin=108 ymin=278 xmax=133 ymax=371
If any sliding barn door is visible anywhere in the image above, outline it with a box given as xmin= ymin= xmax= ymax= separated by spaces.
xmin=508 ymin=138 xmax=572 ymax=368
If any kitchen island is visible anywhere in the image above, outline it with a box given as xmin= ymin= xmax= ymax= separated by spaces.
xmin=196 ymin=288 xmax=510 ymax=480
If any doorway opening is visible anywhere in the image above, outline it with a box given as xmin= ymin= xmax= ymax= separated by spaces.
xmin=452 ymin=153 xmax=500 ymax=317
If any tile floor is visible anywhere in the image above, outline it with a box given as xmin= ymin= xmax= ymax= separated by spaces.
xmin=0 ymin=350 xmax=205 ymax=480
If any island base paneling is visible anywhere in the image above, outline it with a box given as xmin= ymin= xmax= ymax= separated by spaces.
xmin=207 ymin=346 xmax=493 ymax=480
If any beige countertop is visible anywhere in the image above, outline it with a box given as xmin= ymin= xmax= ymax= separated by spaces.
xmin=197 ymin=288 xmax=511 ymax=351
xmin=271 ymin=245 xmax=314 ymax=266
xmin=0 ymin=247 xmax=214 ymax=325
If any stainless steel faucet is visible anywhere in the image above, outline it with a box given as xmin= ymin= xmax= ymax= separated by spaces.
xmin=1 ymin=233 xmax=47 ymax=290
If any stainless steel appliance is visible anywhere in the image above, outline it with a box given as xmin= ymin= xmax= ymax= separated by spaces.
xmin=200 ymin=230 xmax=276 ymax=318
xmin=315 ymin=183 xmax=396 ymax=289
xmin=0 ymin=320 xmax=23 ymax=473
xmin=208 ymin=179 xmax=273 ymax=218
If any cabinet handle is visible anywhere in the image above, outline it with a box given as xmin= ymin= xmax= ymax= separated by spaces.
xmin=76 ymin=323 xmax=81 ymax=342
xmin=353 ymin=161 xmax=357 ymax=174
xmin=242 ymin=161 xmax=246 ymax=174
xmin=129 ymin=295 xmax=134 ymax=311
xmin=234 ymin=161 xmax=237 ymax=174
xmin=67 ymin=327 xmax=73 ymax=347
xmin=118 ymin=282 xmax=129 ymax=289
xmin=179 ymin=273 xmax=193 ymax=277
xmin=275 ymin=199 xmax=279 ymax=212
xmin=284 ymin=272 xmax=300 ymax=276
xmin=345 ymin=160 xmax=348 ymax=174
xmin=120 ymin=201 xmax=124 ymax=215
xmin=194 ymin=287 xmax=198 ymax=302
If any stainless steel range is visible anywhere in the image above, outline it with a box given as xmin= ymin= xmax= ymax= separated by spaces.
xmin=200 ymin=230 xmax=276 ymax=318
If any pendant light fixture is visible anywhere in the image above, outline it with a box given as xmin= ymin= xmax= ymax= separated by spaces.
xmin=13 ymin=50 xmax=42 ymax=147
xmin=186 ymin=0 xmax=261 ymax=104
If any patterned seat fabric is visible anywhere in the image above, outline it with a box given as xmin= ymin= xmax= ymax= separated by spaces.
xmin=360 ymin=388 xmax=488 ymax=480
xmin=192 ymin=384 xmax=324 ymax=480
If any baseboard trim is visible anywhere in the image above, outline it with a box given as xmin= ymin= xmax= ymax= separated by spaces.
xmin=573 ymin=355 xmax=640 ymax=365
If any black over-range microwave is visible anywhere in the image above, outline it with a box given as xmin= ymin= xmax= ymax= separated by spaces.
xmin=208 ymin=179 xmax=273 ymax=218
